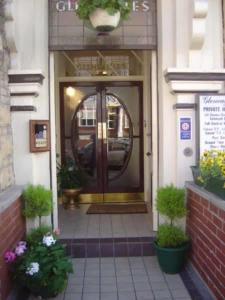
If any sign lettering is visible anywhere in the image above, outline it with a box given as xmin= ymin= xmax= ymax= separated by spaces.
xmin=56 ymin=0 xmax=150 ymax=12
xmin=199 ymin=95 xmax=225 ymax=154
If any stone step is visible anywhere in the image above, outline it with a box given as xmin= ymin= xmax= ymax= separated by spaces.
xmin=60 ymin=237 xmax=155 ymax=258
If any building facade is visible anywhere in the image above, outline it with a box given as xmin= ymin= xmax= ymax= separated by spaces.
xmin=0 ymin=0 xmax=225 ymax=299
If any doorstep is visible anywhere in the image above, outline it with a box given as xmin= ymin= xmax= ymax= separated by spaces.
xmin=60 ymin=237 xmax=155 ymax=258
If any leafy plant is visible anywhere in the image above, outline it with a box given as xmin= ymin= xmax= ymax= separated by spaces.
xmin=199 ymin=150 xmax=225 ymax=186
xmin=156 ymin=224 xmax=189 ymax=248
xmin=4 ymin=228 xmax=73 ymax=299
xmin=57 ymin=160 xmax=85 ymax=191
xmin=26 ymin=226 xmax=52 ymax=246
xmin=156 ymin=185 xmax=186 ymax=225
xmin=76 ymin=0 xmax=132 ymax=21
xmin=155 ymin=185 xmax=189 ymax=248
xmin=23 ymin=185 xmax=52 ymax=227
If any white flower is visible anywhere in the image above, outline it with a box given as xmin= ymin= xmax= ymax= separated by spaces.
xmin=26 ymin=262 xmax=39 ymax=276
xmin=42 ymin=234 xmax=56 ymax=247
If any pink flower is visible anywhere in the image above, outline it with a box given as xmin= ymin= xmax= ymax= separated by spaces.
xmin=53 ymin=228 xmax=60 ymax=236
xmin=4 ymin=251 xmax=16 ymax=263
xmin=14 ymin=241 xmax=27 ymax=256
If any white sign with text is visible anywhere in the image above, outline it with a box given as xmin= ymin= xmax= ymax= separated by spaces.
xmin=199 ymin=95 xmax=225 ymax=154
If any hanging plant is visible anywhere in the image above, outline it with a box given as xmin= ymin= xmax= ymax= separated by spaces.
xmin=76 ymin=0 xmax=132 ymax=32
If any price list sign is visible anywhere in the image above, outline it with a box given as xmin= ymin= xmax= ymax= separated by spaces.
xmin=199 ymin=95 xmax=225 ymax=155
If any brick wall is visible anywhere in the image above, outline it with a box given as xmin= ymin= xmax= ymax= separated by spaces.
xmin=0 ymin=197 xmax=26 ymax=300
xmin=0 ymin=2 xmax=15 ymax=193
xmin=186 ymin=189 xmax=225 ymax=300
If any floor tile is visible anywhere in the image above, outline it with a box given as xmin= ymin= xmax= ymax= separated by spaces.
xmin=82 ymin=293 xmax=100 ymax=300
xmin=64 ymin=293 xmax=82 ymax=300
xmin=134 ymin=281 xmax=152 ymax=291
xmin=170 ymin=288 xmax=191 ymax=298
xmin=117 ymin=282 xmax=135 ymax=292
xmin=116 ymin=275 xmax=133 ymax=283
xmin=136 ymin=291 xmax=154 ymax=300
xmin=101 ymin=283 xmax=118 ymax=293
xmin=118 ymin=291 xmax=137 ymax=300
xmin=153 ymin=289 xmax=172 ymax=298
xmin=101 ymin=292 xmax=118 ymax=300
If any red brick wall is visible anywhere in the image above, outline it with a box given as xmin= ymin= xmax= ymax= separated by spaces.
xmin=0 ymin=197 xmax=26 ymax=300
xmin=186 ymin=189 xmax=225 ymax=300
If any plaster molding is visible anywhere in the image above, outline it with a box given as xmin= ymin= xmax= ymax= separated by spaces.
xmin=8 ymin=70 xmax=45 ymax=97
xmin=9 ymin=82 xmax=42 ymax=97
xmin=4 ymin=0 xmax=17 ymax=53
xmin=165 ymin=68 xmax=225 ymax=94
xmin=190 ymin=0 xmax=209 ymax=50
xmin=168 ymin=81 xmax=224 ymax=94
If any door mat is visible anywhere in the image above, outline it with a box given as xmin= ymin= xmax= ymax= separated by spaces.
xmin=87 ymin=203 xmax=148 ymax=214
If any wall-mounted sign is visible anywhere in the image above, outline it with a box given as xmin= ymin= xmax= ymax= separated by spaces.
xmin=30 ymin=120 xmax=50 ymax=152
xmin=56 ymin=0 xmax=150 ymax=12
xmin=180 ymin=117 xmax=192 ymax=140
xmin=199 ymin=95 xmax=225 ymax=154
xmin=49 ymin=0 xmax=157 ymax=50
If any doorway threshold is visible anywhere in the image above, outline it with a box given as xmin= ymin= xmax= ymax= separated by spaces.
xmin=59 ymin=203 xmax=155 ymax=258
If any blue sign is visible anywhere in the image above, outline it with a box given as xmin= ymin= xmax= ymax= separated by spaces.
xmin=180 ymin=117 xmax=191 ymax=140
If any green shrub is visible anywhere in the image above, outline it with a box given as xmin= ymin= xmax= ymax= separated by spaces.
xmin=76 ymin=0 xmax=132 ymax=21
xmin=156 ymin=224 xmax=189 ymax=248
xmin=23 ymin=184 xmax=52 ymax=226
xmin=27 ymin=226 xmax=52 ymax=246
xmin=156 ymin=185 xmax=186 ymax=225
xmin=57 ymin=161 xmax=85 ymax=191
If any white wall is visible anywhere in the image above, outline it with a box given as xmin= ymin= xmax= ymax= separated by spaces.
xmin=11 ymin=0 xmax=50 ymax=189
xmin=157 ymin=0 xmax=224 ymax=189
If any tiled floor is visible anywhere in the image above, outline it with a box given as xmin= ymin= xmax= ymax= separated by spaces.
xmin=59 ymin=204 xmax=154 ymax=239
xmin=49 ymin=257 xmax=192 ymax=300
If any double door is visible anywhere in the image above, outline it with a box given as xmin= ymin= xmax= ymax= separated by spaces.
xmin=61 ymin=82 xmax=143 ymax=202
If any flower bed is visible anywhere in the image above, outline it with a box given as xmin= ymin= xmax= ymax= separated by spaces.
xmin=192 ymin=150 xmax=225 ymax=200
xmin=4 ymin=227 xmax=73 ymax=299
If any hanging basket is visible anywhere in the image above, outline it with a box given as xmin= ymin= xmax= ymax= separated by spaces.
xmin=89 ymin=8 xmax=120 ymax=32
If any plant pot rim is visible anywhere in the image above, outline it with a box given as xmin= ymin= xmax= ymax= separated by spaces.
xmin=154 ymin=240 xmax=190 ymax=252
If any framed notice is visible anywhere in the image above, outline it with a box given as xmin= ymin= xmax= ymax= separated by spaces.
xmin=180 ymin=117 xmax=192 ymax=140
xmin=199 ymin=95 xmax=225 ymax=155
xmin=29 ymin=120 xmax=50 ymax=152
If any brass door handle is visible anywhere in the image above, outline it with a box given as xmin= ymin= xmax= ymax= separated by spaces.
xmin=98 ymin=122 xmax=102 ymax=139
xmin=102 ymin=122 xmax=107 ymax=140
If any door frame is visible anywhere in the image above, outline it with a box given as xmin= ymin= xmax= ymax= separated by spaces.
xmin=50 ymin=50 xmax=159 ymax=230
xmin=59 ymin=81 xmax=144 ymax=196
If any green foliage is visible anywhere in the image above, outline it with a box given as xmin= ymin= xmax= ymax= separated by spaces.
xmin=156 ymin=185 xmax=186 ymax=225
xmin=27 ymin=226 xmax=52 ymax=246
xmin=23 ymin=185 xmax=52 ymax=221
xmin=57 ymin=160 xmax=85 ymax=191
xmin=156 ymin=224 xmax=189 ymax=248
xmin=10 ymin=229 xmax=73 ymax=298
xmin=76 ymin=0 xmax=132 ymax=21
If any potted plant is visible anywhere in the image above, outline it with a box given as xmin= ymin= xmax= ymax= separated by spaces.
xmin=76 ymin=0 xmax=132 ymax=32
xmin=23 ymin=184 xmax=52 ymax=227
xmin=4 ymin=226 xmax=73 ymax=299
xmin=57 ymin=160 xmax=85 ymax=209
xmin=154 ymin=185 xmax=190 ymax=274
xmin=197 ymin=150 xmax=225 ymax=200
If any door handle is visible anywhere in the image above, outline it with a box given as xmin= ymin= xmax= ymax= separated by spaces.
xmin=146 ymin=152 xmax=151 ymax=156
xmin=98 ymin=122 xmax=102 ymax=139
xmin=102 ymin=122 xmax=107 ymax=140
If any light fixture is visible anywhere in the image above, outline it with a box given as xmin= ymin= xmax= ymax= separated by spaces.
xmin=66 ymin=86 xmax=76 ymax=97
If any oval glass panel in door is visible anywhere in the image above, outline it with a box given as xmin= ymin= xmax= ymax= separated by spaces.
xmin=106 ymin=94 xmax=133 ymax=181
xmin=71 ymin=94 xmax=97 ymax=183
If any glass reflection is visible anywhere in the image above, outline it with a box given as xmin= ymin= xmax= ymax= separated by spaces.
xmin=106 ymin=95 xmax=132 ymax=180
xmin=75 ymin=95 xmax=97 ymax=179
